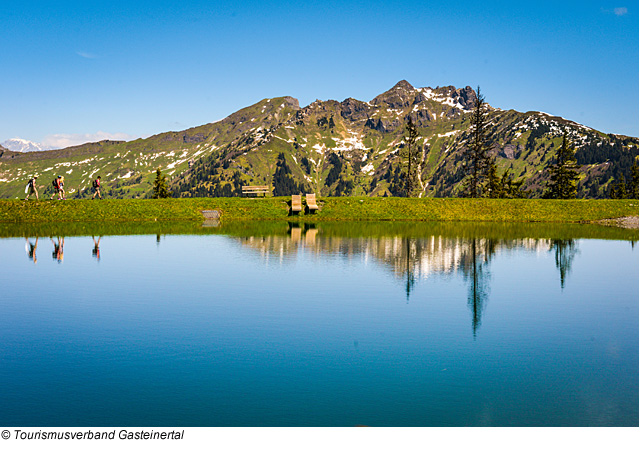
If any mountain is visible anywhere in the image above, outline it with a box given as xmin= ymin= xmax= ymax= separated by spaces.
xmin=0 ymin=81 xmax=637 ymax=199
xmin=1 ymin=138 xmax=47 ymax=152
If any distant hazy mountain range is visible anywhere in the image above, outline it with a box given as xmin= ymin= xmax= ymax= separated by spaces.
xmin=0 ymin=81 xmax=637 ymax=199
xmin=1 ymin=138 xmax=51 ymax=152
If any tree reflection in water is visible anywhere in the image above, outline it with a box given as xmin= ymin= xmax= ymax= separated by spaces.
xmin=403 ymin=237 xmax=417 ymax=303
xmin=549 ymin=239 xmax=579 ymax=289
xmin=458 ymin=238 xmax=496 ymax=338
xmin=232 ymin=226 xmax=593 ymax=336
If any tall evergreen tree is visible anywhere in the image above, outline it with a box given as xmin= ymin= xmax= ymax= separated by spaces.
xmin=152 ymin=168 xmax=172 ymax=199
xmin=544 ymin=135 xmax=580 ymax=199
xmin=626 ymin=158 xmax=639 ymax=198
xmin=401 ymin=116 xmax=421 ymax=197
xmin=462 ymin=86 xmax=492 ymax=198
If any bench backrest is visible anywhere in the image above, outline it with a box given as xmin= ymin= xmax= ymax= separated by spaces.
xmin=242 ymin=185 xmax=270 ymax=192
xmin=306 ymin=193 xmax=318 ymax=208
xmin=242 ymin=185 xmax=271 ymax=196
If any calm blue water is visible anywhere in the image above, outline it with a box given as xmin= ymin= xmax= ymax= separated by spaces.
xmin=0 ymin=224 xmax=637 ymax=426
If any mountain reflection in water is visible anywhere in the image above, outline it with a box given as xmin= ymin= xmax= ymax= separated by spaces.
xmin=234 ymin=224 xmax=587 ymax=336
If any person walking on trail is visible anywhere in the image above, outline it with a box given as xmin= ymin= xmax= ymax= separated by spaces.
xmin=51 ymin=176 xmax=66 ymax=200
xmin=92 ymin=176 xmax=103 ymax=200
xmin=25 ymin=175 xmax=39 ymax=200
xmin=58 ymin=176 xmax=66 ymax=199
xmin=50 ymin=177 xmax=59 ymax=200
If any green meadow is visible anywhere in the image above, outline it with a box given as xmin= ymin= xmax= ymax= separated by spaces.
xmin=0 ymin=197 xmax=637 ymax=225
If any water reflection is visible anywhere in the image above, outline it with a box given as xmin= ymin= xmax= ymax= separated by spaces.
xmin=92 ymin=236 xmax=101 ymax=261
xmin=233 ymin=225 xmax=594 ymax=335
xmin=549 ymin=239 xmax=578 ymax=289
xmin=23 ymin=235 xmax=106 ymax=264
xmin=25 ymin=237 xmax=38 ymax=264
xmin=51 ymin=237 xmax=64 ymax=263
xmin=12 ymin=223 xmax=635 ymax=335
xmin=459 ymin=238 xmax=493 ymax=337
xmin=4 ymin=222 xmax=637 ymax=426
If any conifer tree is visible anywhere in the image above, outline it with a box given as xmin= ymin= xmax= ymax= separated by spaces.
xmin=401 ymin=116 xmax=421 ymax=197
xmin=152 ymin=168 xmax=172 ymax=199
xmin=484 ymin=162 xmax=527 ymax=198
xmin=462 ymin=86 xmax=492 ymax=198
xmin=626 ymin=158 xmax=639 ymax=198
xmin=501 ymin=169 xmax=528 ymax=198
xmin=610 ymin=173 xmax=627 ymax=199
xmin=484 ymin=159 xmax=502 ymax=198
xmin=543 ymin=135 xmax=580 ymax=199
xmin=273 ymin=153 xmax=302 ymax=196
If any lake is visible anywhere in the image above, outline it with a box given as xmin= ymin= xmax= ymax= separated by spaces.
xmin=0 ymin=221 xmax=637 ymax=426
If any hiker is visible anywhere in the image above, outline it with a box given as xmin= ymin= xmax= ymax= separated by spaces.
xmin=25 ymin=237 xmax=38 ymax=264
xmin=58 ymin=176 xmax=66 ymax=199
xmin=51 ymin=176 xmax=65 ymax=200
xmin=25 ymin=175 xmax=39 ymax=200
xmin=92 ymin=176 xmax=103 ymax=199
xmin=92 ymin=236 xmax=101 ymax=260
xmin=51 ymin=237 xmax=64 ymax=263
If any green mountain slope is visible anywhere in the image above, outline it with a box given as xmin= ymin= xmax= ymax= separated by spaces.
xmin=1 ymin=81 xmax=637 ymax=199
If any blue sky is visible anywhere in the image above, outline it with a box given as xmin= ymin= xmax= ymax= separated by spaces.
xmin=1 ymin=0 xmax=637 ymax=148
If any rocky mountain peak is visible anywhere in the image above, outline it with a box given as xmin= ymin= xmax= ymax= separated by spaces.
xmin=282 ymin=96 xmax=301 ymax=110
xmin=371 ymin=80 xmax=418 ymax=109
xmin=392 ymin=80 xmax=415 ymax=91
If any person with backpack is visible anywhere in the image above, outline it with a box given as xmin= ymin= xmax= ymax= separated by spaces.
xmin=51 ymin=176 xmax=65 ymax=200
xmin=50 ymin=177 xmax=60 ymax=199
xmin=92 ymin=176 xmax=103 ymax=200
xmin=24 ymin=175 xmax=39 ymax=200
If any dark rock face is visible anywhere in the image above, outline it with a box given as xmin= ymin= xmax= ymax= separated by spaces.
xmin=162 ymin=134 xmax=178 ymax=142
xmin=340 ymin=98 xmax=371 ymax=121
xmin=432 ymin=85 xmax=477 ymax=110
xmin=183 ymin=133 xmax=206 ymax=144
xmin=365 ymin=117 xmax=392 ymax=133
xmin=457 ymin=86 xmax=477 ymax=110
xmin=412 ymin=109 xmax=433 ymax=127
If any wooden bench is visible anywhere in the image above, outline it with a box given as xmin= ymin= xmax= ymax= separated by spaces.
xmin=291 ymin=194 xmax=302 ymax=214
xmin=242 ymin=185 xmax=271 ymax=197
xmin=305 ymin=193 xmax=319 ymax=213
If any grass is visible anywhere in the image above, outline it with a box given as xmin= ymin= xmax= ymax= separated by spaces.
xmin=0 ymin=197 xmax=637 ymax=224
xmin=2 ymin=219 xmax=637 ymax=241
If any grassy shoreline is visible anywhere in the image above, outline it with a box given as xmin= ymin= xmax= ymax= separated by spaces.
xmin=0 ymin=197 xmax=637 ymax=224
